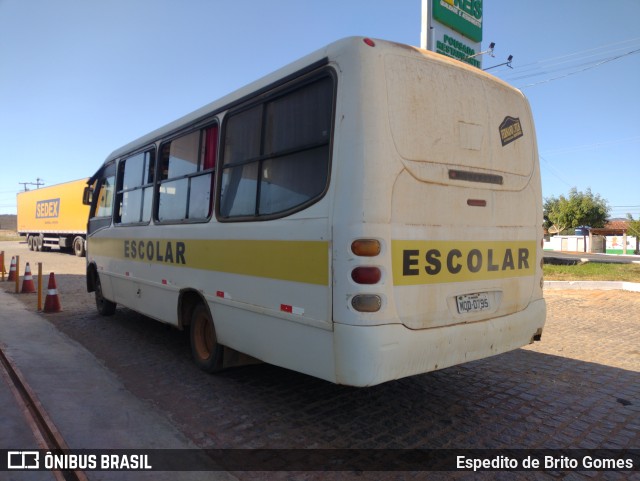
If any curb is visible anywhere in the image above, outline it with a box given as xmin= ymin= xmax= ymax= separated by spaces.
xmin=544 ymin=280 xmax=640 ymax=292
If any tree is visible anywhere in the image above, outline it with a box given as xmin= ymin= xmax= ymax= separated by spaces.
xmin=543 ymin=196 xmax=568 ymax=233
xmin=626 ymin=213 xmax=640 ymax=254
xmin=544 ymin=188 xmax=610 ymax=234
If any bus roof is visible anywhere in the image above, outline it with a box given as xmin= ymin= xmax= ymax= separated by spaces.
xmin=103 ymin=36 xmax=521 ymax=164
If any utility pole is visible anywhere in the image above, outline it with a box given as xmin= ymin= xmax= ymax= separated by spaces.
xmin=18 ymin=178 xmax=45 ymax=191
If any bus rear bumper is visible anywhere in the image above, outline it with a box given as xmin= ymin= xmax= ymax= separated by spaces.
xmin=333 ymin=298 xmax=546 ymax=387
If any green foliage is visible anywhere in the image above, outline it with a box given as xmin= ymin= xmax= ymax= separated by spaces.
xmin=544 ymin=188 xmax=610 ymax=233
xmin=626 ymin=214 xmax=640 ymax=254
xmin=544 ymin=262 xmax=640 ymax=282
xmin=626 ymin=214 xmax=640 ymax=237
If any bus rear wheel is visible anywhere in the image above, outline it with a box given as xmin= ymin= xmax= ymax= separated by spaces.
xmin=190 ymin=303 xmax=223 ymax=373
xmin=94 ymin=272 xmax=116 ymax=316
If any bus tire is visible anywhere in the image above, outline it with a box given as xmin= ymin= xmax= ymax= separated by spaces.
xmin=94 ymin=272 xmax=116 ymax=316
xmin=73 ymin=236 xmax=86 ymax=257
xmin=190 ymin=303 xmax=223 ymax=373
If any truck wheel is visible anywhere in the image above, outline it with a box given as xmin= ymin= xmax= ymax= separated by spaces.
xmin=190 ymin=303 xmax=223 ymax=373
xmin=27 ymin=236 xmax=34 ymax=251
xmin=73 ymin=237 xmax=86 ymax=257
xmin=94 ymin=273 xmax=116 ymax=316
xmin=35 ymin=236 xmax=43 ymax=251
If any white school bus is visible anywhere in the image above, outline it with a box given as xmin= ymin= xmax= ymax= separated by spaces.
xmin=85 ymin=37 xmax=546 ymax=387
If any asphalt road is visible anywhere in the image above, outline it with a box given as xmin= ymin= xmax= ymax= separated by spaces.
xmin=544 ymin=250 xmax=640 ymax=264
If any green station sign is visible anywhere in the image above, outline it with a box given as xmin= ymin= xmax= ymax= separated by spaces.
xmin=432 ymin=0 xmax=483 ymax=43
xmin=435 ymin=33 xmax=480 ymax=68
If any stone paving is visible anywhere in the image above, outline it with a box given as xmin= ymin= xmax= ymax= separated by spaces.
xmin=34 ymin=290 xmax=640 ymax=480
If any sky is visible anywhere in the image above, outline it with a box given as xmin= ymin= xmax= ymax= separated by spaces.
xmin=1 ymin=0 xmax=639 ymax=219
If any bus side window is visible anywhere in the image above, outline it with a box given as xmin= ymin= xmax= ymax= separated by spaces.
xmin=219 ymin=74 xmax=333 ymax=220
xmin=189 ymin=125 xmax=217 ymax=219
xmin=157 ymin=124 xmax=217 ymax=222
xmin=115 ymin=149 xmax=155 ymax=225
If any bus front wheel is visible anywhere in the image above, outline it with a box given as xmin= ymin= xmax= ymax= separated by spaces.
xmin=190 ymin=303 xmax=223 ymax=373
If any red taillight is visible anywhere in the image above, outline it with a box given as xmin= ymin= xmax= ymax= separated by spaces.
xmin=363 ymin=38 xmax=376 ymax=47
xmin=351 ymin=267 xmax=381 ymax=284
xmin=467 ymin=199 xmax=487 ymax=207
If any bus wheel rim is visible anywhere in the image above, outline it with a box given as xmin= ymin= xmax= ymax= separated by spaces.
xmin=194 ymin=311 xmax=214 ymax=360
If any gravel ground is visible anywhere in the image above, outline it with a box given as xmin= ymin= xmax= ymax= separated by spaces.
xmin=1 ymin=240 xmax=90 ymax=313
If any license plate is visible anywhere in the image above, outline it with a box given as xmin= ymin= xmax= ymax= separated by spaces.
xmin=456 ymin=292 xmax=491 ymax=314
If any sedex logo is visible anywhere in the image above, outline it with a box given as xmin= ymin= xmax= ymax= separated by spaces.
xmin=35 ymin=198 xmax=60 ymax=219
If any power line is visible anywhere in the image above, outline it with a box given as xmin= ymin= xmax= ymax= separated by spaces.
xmin=518 ymin=48 xmax=640 ymax=88
xmin=504 ymin=37 xmax=640 ymax=77
xmin=18 ymin=178 xmax=45 ymax=191
xmin=541 ymin=136 xmax=640 ymax=156
xmin=539 ymin=154 xmax=573 ymax=188
xmin=494 ymin=37 xmax=640 ymax=88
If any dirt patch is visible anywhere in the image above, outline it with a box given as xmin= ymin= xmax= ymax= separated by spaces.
xmin=0 ymin=240 xmax=92 ymax=314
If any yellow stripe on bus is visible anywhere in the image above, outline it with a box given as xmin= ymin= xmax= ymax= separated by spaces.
xmin=392 ymin=240 xmax=537 ymax=286
xmin=89 ymin=238 xmax=329 ymax=286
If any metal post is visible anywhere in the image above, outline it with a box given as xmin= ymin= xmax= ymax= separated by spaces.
xmin=38 ymin=263 xmax=43 ymax=311
xmin=15 ymin=255 xmax=19 ymax=293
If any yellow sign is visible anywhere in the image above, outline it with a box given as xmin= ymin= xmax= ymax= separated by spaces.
xmin=90 ymin=238 xmax=329 ymax=286
xmin=392 ymin=240 xmax=536 ymax=285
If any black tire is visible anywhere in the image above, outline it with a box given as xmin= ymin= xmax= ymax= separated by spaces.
xmin=94 ymin=272 xmax=116 ymax=316
xmin=73 ymin=236 xmax=86 ymax=257
xmin=35 ymin=235 xmax=43 ymax=251
xmin=27 ymin=236 xmax=34 ymax=251
xmin=190 ymin=303 xmax=223 ymax=373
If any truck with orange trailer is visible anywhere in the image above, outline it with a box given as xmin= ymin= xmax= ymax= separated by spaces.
xmin=17 ymin=179 xmax=90 ymax=256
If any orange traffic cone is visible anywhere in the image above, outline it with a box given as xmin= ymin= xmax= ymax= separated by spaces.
xmin=7 ymin=256 xmax=17 ymax=282
xmin=43 ymin=273 xmax=62 ymax=313
xmin=21 ymin=262 xmax=36 ymax=293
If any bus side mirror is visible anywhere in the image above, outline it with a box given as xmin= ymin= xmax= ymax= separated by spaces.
xmin=83 ymin=186 xmax=93 ymax=205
